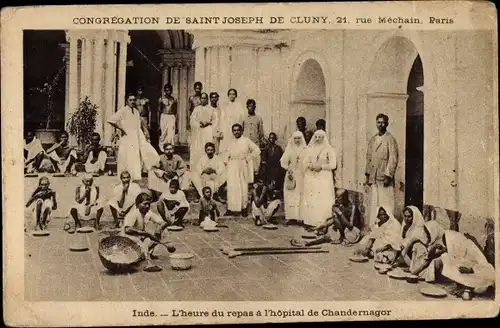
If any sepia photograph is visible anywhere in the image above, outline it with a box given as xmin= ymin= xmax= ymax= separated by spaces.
xmin=2 ymin=2 xmax=499 ymax=325
xmin=22 ymin=26 xmax=497 ymax=302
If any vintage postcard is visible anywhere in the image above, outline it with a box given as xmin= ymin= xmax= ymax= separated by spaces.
xmin=2 ymin=1 xmax=499 ymax=326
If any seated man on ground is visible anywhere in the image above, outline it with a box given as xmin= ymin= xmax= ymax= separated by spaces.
xmin=122 ymin=192 xmax=175 ymax=262
xmin=45 ymin=131 xmax=78 ymax=175
xmin=251 ymin=178 xmax=281 ymax=226
xmin=291 ymin=189 xmax=362 ymax=247
xmin=157 ymin=179 xmax=190 ymax=227
xmin=25 ymin=176 xmax=57 ymax=231
xmin=192 ymin=142 xmax=227 ymax=202
xmin=149 ymin=143 xmax=190 ymax=199
xmin=24 ymin=131 xmax=46 ymax=174
xmin=109 ymin=170 xmax=142 ymax=228
xmin=68 ymin=174 xmax=105 ymax=232
xmin=84 ymin=132 xmax=108 ymax=175
xmin=198 ymin=186 xmax=221 ymax=226
xmin=353 ymin=205 xmax=402 ymax=263
xmin=409 ymin=225 xmax=495 ymax=300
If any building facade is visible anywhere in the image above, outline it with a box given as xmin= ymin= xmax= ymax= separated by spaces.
xmin=62 ymin=29 xmax=497 ymax=242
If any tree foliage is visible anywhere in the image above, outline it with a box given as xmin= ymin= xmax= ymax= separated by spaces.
xmin=66 ymin=97 xmax=98 ymax=148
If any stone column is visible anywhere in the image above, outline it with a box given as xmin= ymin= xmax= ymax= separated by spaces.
xmin=65 ymin=31 xmax=79 ymax=120
xmin=59 ymin=43 xmax=70 ymax=123
xmin=179 ymin=65 xmax=189 ymax=144
xmin=81 ymin=37 xmax=93 ymax=100
xmin=194 ymin=46 xmax=205 ymax=84
xmin=93 ymin=31 xmax=105 ymax=137
xmin=103 ymin=31 xmax=117 ymax=145
xmin=116 ymin=30 xmax=130 ymax=110
xmin=158 ymin=49 xmax=195 ymax=145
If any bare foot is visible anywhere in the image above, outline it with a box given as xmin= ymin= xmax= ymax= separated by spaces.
xmin=290 ymin=239 xmax=305 ymax=247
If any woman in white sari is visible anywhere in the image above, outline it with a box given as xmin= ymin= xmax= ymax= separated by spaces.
xmin=280 ymin=131 xmax=307 ymax=225
xmin=355 ymin=205 xmax=402 ymax=263
xmin=397 ymin=219 xmax=444 ymax=278
xmin=398 ymin=206 xmax=426 ymax=262
xmin=423 ymin=229 xmax=495 ymax=299
xmin=302 ymin=130 xmax=337 ymax=228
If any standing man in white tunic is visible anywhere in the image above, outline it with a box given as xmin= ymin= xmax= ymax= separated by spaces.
xmin=190 ymin=92 xmax=217 ymax=167
xmin=223 ymin=123 xmax=261 ymax=216
xmin=108 ymin=94 xmax=160 ymax=181
xmin=218 ymin=89 xmax=245 ymax=156
xmin=365 ymin=113 xmax=399 ymax=229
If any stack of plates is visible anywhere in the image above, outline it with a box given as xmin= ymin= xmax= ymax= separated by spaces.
xmin=349 ymin=255 xmax=369 ymax=263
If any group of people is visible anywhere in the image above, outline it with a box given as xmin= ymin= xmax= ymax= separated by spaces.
xmin=355 ymin=205 xmax=494 ymax=300
xmin=24 ymin=130 xmax=108 ymax=176
xmin=24 ymin=80 xmax=495 ymax=297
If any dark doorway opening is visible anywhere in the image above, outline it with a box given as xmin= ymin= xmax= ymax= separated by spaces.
xmin=405 ymin=55 xmax=424 ymax=209
xmin=127 ymin=31 xmax=163 ymax=151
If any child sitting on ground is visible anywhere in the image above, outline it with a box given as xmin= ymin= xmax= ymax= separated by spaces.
xmin=68 ymin=173 xmax=105 ymax=232
xmin=25 ymin=176 xmax=57 ymax=231
xmin=122 ymin=192 xmax=175 ymax=261
xmin=198 ymin=186 xmax=221 ymax=226
xmin=251 ymin=178 xmax=281 ymax=226
xmin=157 ymin=179 xmax=190 ymax=227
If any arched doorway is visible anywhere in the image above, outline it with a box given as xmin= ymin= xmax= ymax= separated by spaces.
xmin=292 ymin=58 xmax=326 ymax=132
xmin=366 ymin=36 xmax=424 ymax=218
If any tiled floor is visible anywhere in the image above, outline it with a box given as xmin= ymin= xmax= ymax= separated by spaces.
xmin=24 ymin=175 xmax=494 ymax=302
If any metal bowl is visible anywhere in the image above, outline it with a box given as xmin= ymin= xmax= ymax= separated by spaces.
xmin=169 ymin=253 xmax=194 ymax=270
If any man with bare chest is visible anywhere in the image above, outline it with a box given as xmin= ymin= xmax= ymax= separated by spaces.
xmin=188 ymin=81 xmax=203 ymax=129
xmin=158 ymin=83 xmax=178 ymax=149
xmin=136 ymin=86 xmax=151 ymax=141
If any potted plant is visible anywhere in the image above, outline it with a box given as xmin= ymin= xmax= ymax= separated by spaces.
xmin=30 ymin=63 xmax=66 ymax=144
xmin=66 ymin=97 xmax=98 ymax=155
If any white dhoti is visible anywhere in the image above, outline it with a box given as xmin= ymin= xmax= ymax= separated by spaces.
xmin=190 ymin=126 xmax=214 ymax=168
xmin=227 ymin=159 xmax=252 ymax=212
xmin=159 ymin=114 xmax=176 ymax=148
xmin=192 ymin=172 xmax=226 ymax=196
xmin=85 ymin=151 xmax=108 ymax=173
xmin=368 ymin=181 xmax=395 ymax=228
xmin=47 ymin=149 xmax=77 ymax=173
xmin=117 ymin=132 xmax=159 ymax=181
xmin=252 ymin=199 xmax=281 ymax=220
xmin=71 ymin=202 xmax=104 ymax=220
xmin=31 ymin=199 xmax=53 ymax=225
xmin=148 ymin=169 xmax=191 ymax=193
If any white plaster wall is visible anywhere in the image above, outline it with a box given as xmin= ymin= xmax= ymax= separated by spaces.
xmin=190 ymin=29 xmax=497 ymax=221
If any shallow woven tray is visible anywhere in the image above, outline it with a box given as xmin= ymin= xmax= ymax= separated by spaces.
xmin=98 ymin=236 xmax=143 ymax=273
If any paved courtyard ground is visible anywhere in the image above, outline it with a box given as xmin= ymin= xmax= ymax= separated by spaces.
xmin=24 ymin=175 xmax=494 ymax=302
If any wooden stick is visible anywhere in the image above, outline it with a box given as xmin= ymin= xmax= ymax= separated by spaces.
xmin=228 ymin=249 xmax=329 ymax=258
xmin=221 ymin=246 xmax=322 ymax=254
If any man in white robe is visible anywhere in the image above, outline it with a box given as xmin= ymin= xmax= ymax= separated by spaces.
xmin=218 ymin=88 xmax=245 ymax=156
xmin=192 ymin=142 xmax=226 ymax=201
xmin=223 ymin=123 xmax=261 ymax=216
xmin=365 ymin=113 xmax=399 ymax=228
xmin=190 ymin=92 xmax=217 ymax=167
xmin=107 ymin=94 xmax=160 ymax=181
